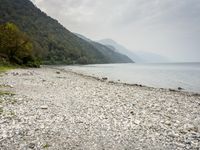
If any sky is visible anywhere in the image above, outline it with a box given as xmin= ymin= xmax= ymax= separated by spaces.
xmin=31 ymin=0 xmax=200 ymax=62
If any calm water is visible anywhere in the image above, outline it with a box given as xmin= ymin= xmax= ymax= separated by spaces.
xmin=61 ymin=63 xmax=200 ymax=93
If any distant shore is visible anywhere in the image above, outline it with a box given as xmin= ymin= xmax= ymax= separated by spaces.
xmin=0 ymin=67 xmax=199 ymax=149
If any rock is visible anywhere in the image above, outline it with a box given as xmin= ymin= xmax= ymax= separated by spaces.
xmin=175 ymin=142 xmax=185 ymax=148
xmin=40 ymin=105 xmax=48 ymax=109
xmin=178 ymin=87 xmax=184 ymax=90
xmin=169 ymin=88 xmax=176 ymax=92
xmin=192 ymin=93 xmax=200 ymax=96
xmin=191 ymin=140 xmax=199 ymax=148
xmin=28 ymin=143 xmax=35 ymax=149
xmin=9 ymin=85 xmax=14 ymax=88
xmin=168 ymin=131 xmax=179 ymax=138
xmin=102 ymin=77 xmax=108 ymax=80
xmin=56 ymin=71 xmax=60 ymax=74
xmin=12 ymin=72 xmax=19 ymax=76
xmin=40 ymin=124 xmax=45 ymax=129
xmin=18 ymin=98 xmax=23 ymax=101
xmin=185 ymin=140 xmax=192 ymax=145
xmin=184 ymin=124 xmax=198 ymax=132
xmin=179 ymin=128 xmax=187 ymax=134
xmin=165 ymin=120 xmax=171 ymax=126
xmin=29 ymin=72 xmax=34 ymax=75
xmin=134 ymin=119 xmax=140 ymax=125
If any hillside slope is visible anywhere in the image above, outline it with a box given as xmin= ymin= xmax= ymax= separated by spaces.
xmin=75 ymin=33 xmax=133 ymax=63
xmin=0 ymin=0 xmax=132 ymax=64
xmin=99 ymin=39 xmax=141 ymax=62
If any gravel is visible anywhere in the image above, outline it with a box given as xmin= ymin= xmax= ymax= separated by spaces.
xmin=0 ymin=67 xmax=199 ymax=150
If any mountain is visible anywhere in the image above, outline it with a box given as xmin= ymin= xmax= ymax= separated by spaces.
xmin=0 ymin=0 xmax=132 ymax=65
xmin=99 ymin=39 xmax=141 ymax=62
xmin=99 ymin=39 xmax=169 ymax=63
xmin=75 ymin=33 xmax=134 ymax=63
xmin=74 ymin=33 xmax=91 ymax=42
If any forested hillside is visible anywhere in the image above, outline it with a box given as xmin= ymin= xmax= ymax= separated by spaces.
xmin=0 ymin=0 xmax=133 ymax=65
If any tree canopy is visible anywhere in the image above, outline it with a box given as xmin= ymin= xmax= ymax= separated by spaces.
xmin=0 ymin=22 xmax=39 ymax=67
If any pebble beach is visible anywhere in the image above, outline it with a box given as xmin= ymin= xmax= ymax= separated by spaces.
xmin=0 ymin=67 xmax=200 ymax=149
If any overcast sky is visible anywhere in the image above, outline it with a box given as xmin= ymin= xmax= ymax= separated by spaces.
xmin=31 ymin=0 xmax=200 ymax=62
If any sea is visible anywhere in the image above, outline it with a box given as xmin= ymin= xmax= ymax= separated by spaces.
xmin=60 ymin=62 xmax=200 ymax=93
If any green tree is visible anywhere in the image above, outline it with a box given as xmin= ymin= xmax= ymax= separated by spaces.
xmin=0 ymin=22 xmax=36 ymax=65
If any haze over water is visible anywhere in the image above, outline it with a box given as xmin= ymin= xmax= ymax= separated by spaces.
xmin=62 ymin=62 xmax=200 ymax=93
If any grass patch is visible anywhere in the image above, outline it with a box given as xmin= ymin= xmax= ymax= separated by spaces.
xmin=0 ymin=107 xmax=3 ymax=115
xmin=0 ymin=65 xmax=16 ymax=74
xmin=0 ymin=84 xmax=13 ymax=88
xmin=0 ymin=90 xmax=15 ymax=96
xmin=43 ymin=143 xmax=50 ymax=149
xmin=10 ymin=110 xmax=16 ymax=116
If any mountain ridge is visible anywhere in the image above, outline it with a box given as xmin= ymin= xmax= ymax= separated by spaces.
xmin=99 ymin=39 xmax=141 ymax=62
xmin=99 ymin=39 xmax=169 ymax=63
xmin=0 ymin=0 xmax=132 ymax=64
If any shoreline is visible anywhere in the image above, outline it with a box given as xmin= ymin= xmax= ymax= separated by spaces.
xmin=52 ymin=66 xmax=200 ymax=97
xmin=0 ymin=67 xmax=200 ymax=149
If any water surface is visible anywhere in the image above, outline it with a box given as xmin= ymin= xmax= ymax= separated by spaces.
xmin=61 ymin=63 xmax=200 ymax=93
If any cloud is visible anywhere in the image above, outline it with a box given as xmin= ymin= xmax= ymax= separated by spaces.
xmin=31 ymin=0 xmax=200 ymax=62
